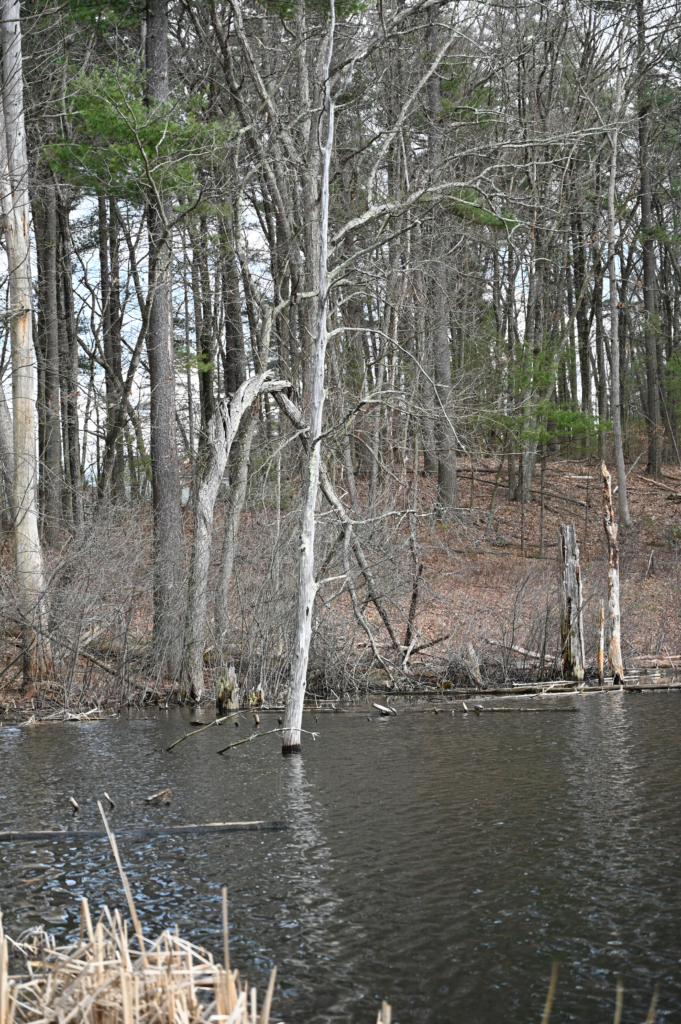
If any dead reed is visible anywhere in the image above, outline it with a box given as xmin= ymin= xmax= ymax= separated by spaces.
xmin=0 ymin=898 xmax=277 ymax=1024
xmin=0 ymin=803 xmax=394 ymax=1024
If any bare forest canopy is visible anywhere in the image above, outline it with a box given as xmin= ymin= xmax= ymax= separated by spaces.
xmin=0 ymin=0 xmax=679 ymax=732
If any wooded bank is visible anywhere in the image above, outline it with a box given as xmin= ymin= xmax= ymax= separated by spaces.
xmin=0 ymin=1 xmax=679 ymax=747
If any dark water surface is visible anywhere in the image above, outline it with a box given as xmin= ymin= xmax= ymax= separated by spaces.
xmin=0 ymin=693 xmax=680 ymax=1022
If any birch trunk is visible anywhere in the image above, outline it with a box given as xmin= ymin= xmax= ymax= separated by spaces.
xmin=601 ymin=462 xmax=625 ymax=684
xmin=181 ymin=373 xmax=288 ymax=699
xmin=0 ymin=0 xmax=48 ymax=670
xmin=282 ymin=4 xmax=335 ymax=753
xmin=559 ymin=523 xmax=585 ymax=681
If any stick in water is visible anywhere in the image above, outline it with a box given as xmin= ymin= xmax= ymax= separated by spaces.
xmin=97 ymin=801 xmax=145 ymax=953
xmin=166 ymin=712 xmax=240 ymax=752
xmin=222 ymin=885 xmax=230 ymax=975
xmin=541 ymin=961 xmax=559 ymax=1024
xmin=216 ymin=727 xmax=318 ymax=755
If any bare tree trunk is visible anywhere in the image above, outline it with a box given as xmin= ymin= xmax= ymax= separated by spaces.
xmin=559 ymin=523 xmax=585 ymax=681
xmin=0 ymin=378 xmax=14 ymax=528
xmin=638 ymin=0 xmax=661 ymax=478
xmin=608 ymin=62 xmax=631 ymax=527
xmin=0 ymin=0 xmax=48 ymax=671
xmin=213 ymin=411 xmax=258 ymax=638
xmin=57 ymin=198 xmax=83 ymax=529
xmin=601 ymin=462 xmax=625 ymax=684
xmin=146 ymin=0 xmax=184 ymax=673
xmin=427 ymin=16 xmax=456 ymax=512
xmin=282 ymin=6 xmax=335 ymax=753
xmin=34 ymin=181 xmax=61 ymax=543
xmin=181 ymin=373 xmax=287 ymax=699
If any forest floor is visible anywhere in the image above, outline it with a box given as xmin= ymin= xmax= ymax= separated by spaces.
xmin=400 ymin=455 xmax=681 ymax=685
xmin=0 ymin=453 xmax=680 ymax=716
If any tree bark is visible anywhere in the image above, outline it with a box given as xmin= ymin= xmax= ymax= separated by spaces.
xmin=146 ymin=0 xmax=184 ymax=673
xmin=597 ymin=599 xmax=605 ymax=685
xmin=213 ymin=411 xmax=258 ymax=639
xmin=427 ymin=16 xmax=456 ymax=512
xmin=559 ymin=523 xmax=585 ymax=681
xmin=601 ymin=462 xmax=625 ymax=684
xmin=0 ymin=0 xmax=48 ymax=671
xmin=637 ymin=0 xmax=661 ymax=477
xmin=34 ymin=181 xmax=61 ymax=543
xmin=57 ymin=197 xmax=83 ymax=529
xmin=607 ymin=64 xmax=631 ymax=527
xmin=0 ymin=378 xmax=13 ymax=529
xmin=282 ymin=5 xmax=335 ymax=753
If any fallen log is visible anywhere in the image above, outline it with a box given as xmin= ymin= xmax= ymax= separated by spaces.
xmin=646 ymin=476 xmax=681 ymax=499
xmin=0 ymin=821 xmax=288 ymax=842
xmin=451 ymin=706 xmax=578 ymax=713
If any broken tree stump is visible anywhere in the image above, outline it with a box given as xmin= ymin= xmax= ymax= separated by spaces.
xmin=602 ymin=462 xmax=625 ymax=684
xmin=597 ymin=599 xmax=605 ymax=684
xmin=559 ymin=523 xmax=585 ymax=681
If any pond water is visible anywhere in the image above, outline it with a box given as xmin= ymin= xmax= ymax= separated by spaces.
xmin=0 ymin=693 xmax=680 ymax=1023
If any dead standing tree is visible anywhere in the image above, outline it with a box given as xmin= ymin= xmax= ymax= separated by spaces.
xmin=559 ymin=523 xmax=585 ymax=681
xmin=601 ymin=462 xmax=625 ymax=684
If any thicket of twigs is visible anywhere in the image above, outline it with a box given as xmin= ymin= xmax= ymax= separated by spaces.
xmin=0 ymin=444 xmax=678 ymax=712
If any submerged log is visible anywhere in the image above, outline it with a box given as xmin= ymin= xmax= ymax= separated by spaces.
xmin=0 ymin=821 xmax=287 ymax=842
xmin=559 ymin=524 xmax=585 ymax=681
xmin=602 ymin=463 xmax=625 ymax=684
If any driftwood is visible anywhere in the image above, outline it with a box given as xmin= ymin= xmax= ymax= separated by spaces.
xmin=602 ymin=463 xmax=625 ymax=683
xmin=0 ymin=821 xmax=288 ymax=842
xmin=559 ymin=524 xmax=585 ymax=681
xmin=166 ymin=711 xmax=240 ymax=751
xmin=216 ymin=726 xmax=319 ymax=754
xmin=146 ymin=787 xmax=171 ymax=804
xmin=372 ymin=702 xmax=396 ymax=715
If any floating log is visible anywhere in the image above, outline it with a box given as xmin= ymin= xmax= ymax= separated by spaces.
xmin=0 ymin=821 xmax=288 ymax=842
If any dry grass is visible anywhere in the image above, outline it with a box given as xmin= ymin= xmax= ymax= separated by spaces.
xmin=0 ymin=802 xmax=283 ymax=1024
xmin=1 ymin=903 xmax=276 ymax=1024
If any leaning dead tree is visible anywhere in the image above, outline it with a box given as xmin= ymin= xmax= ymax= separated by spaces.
xmin=559 ymin=524 xmax=585 ymax=681
xmin=601 ymin=463 xmax=625 ymax=684
xmin=181 ymin=371 xmax=289 ymax=700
